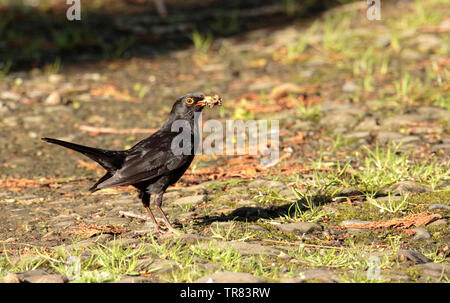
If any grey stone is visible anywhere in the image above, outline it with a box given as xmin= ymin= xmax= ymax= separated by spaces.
xmin=429 ymin=204 xmax=450 ymax=211
xmin=14 ymin=270 xmax=68 ymax=283
xmin=194 ymin=240 xmax=280 ymax=257
xmin=197 ymin=263 xmax=220 ymax=272
xmin=321 ymin=113 xmax=358 ymax=127
xmin=417 ymin=107 xmax=449 ymax=120
xmin=17 ymin=269 xmax=47 ymax=279
xmin=23 ymin=274 xmax=68 ymax=283
xmin=173 ymin=195 xmax=206 ymax=206
xmin=381 ymin=272 xmax=412 ymax=282
xmin=321 ymin=205 xmax=339 ymax=215
xmin=277 ymin=222 xmax=322 ymax=234
xmin=427 ymin=219 xmax=447 ymax=227
xmin=247 ymin=225 xmax=269 ymax=232
xmin=416 ymin=262 xmax=449 ymax=275
xmin=393 ymin=135 xmax=421 ymax=145
xmin=293 ymin=120 xmax=313 ymax=131
xmin=321 ymin=104 xmax=366 ymax=116
xmin=407 ymin=125 xmax=444 ymax=135
xmin=215 ymin=194 xmax=240 ymax=204
xmin=248 ymin=179 xmax=286 ymax=190
xmin=112 ymin=276 xmax=157 ymax=283
xmin=278 ymin=188 xmax=297 ymax=200
xmin=381 ymin=114 xmax=423 ymax=129
xmin=432 ymin=144 xmax=450 ymax=154
xmin=1 ymin=272 xmax=21 ymax=283
xmin=176 ymin=234 xmax=211 ymax=245
xmin=227 ymin=186 xmax=248 ymax=194
xmin=411 ymin=227 xmax=431 ymax=241
xmin=390 ymin=181 xmax=430 ymax=195
xmin=229 ymin=242 xmax=280 ymax=257
xmin=375 ymin=132 xmax=404 ymax=144
xmin=111 ymin=197 xmax=135 ymax=205
xmin=51 ymin=219 xmax=76 ymax=229
xmin=136 ymin=259 xmax=178 ymax=275
xmin=281 ymin=268 xmax=340 ymax=283
xmin=180 ymin=182 xmax=213 ymax=193
xmin=194 ymin=271 xmax=266 ymax=283
xmin=343 ymin=132 xmax=371 ymax=141
xmin=397 ymin=249 xmax=431 ymax=264
xmin=355 ymin=118 xmax=380 ymax=131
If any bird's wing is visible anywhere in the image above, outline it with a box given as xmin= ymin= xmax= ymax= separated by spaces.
xmin=95 ymin=131 xmax=192 ymax=189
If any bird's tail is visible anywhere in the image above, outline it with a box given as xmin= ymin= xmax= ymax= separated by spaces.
xmin=42 ymin=137 xmax=125 ymax=172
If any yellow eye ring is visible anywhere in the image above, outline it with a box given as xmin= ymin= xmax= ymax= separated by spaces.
xmin=185 ymin=97 xmax=195 ymax=105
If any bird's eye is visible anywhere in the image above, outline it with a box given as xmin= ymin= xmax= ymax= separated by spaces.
xmin=185 ymin=97 xmax=195 ymax=105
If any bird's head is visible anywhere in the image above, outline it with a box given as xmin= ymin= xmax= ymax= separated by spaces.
xmin=171 ymin=92 xmax=222 ymax=117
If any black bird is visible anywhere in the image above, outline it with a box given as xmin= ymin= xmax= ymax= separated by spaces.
xmin=42 ymin=93 xmax=222 ymax=233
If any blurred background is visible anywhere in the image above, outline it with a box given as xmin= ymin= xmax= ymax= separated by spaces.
xmin=0 ymin=0 xmax=351 ymax=70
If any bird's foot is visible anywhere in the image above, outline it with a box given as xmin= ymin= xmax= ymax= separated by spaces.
xmin=142 ymin=221 xmax=165 ymax=235
xmin=159 ymin=228 xmax=184 ymax=239
xmin=145 ymin=222 xmax=183 ymax=236
xmin=165 ymin=226 xmax=183 ymax=236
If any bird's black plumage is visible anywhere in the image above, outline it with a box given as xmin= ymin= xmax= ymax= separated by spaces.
xmin=42 ymin=92 xmax=221 ymax=233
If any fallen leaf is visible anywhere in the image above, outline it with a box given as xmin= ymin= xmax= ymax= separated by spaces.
xmin=90 ymin=85 xmax=139 ymax=102
xmin=63 ymin=222 xmax=130 ymax=238
xmin=341 ymin=212 xmax=440 ymax=230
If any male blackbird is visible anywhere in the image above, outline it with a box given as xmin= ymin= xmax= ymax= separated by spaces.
xmin=42 ymin=93 xmax=222 ymax=233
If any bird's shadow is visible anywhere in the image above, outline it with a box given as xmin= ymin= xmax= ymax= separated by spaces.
xmin=193 ymin=194 xmax=335 ymax=226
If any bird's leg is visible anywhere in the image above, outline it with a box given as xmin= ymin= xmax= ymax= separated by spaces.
xmin=139 ymin=191 xmax=162 ymax=233
xmin=153 ymin=193 xmax=181 ymax=234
